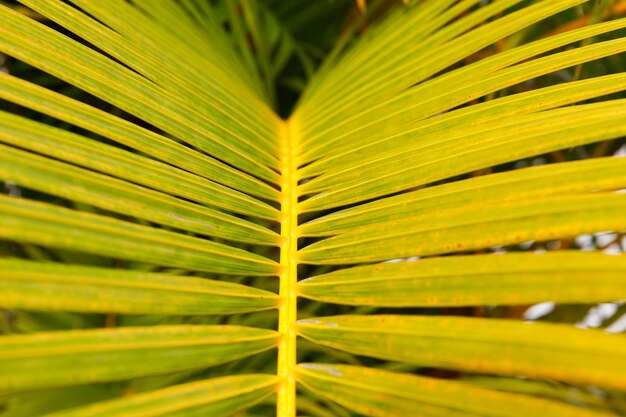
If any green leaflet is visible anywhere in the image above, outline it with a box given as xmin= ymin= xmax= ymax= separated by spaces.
xmin=298 ymin=16 xmax=626 ymax=165
xmin=296 ymin=364 xmax=614 ymax=417
xmin=299 ymin=193 xmax=626 ymax=264
xmin=296 ymin=0 xmax=574 ymax=137
xmin=74 ymin=0 xmax=266 ymax=102
xmin=0 ymin=110 xmax=279 ymax=220
xmin=21 ymin=0 xmax=278 ymax=156
xmin=296 ymin=316 xmax=626 ymax=389
xmin=0 ymin=144 xmax=279 ymax=246
xmin=0 ymin=385 xmax=124 ymax=417
xmin=0 ymin=72 xmax=279 ymax=202
xmin=0 ymin=259 xmax=278 ymax=315
xmin=296 ymin=0 xmax=471 ymax=128
xmin=297 ymin=252 xmax=626 ymax=306
xmin=297 ymin=0 xmax=462 ymax=109
xmin=296 ymin=0 xmax=587 ymax=157
xmin=0 ymin=326 xmax=278 ymax=392
xmin=462 ymin=376 xmax=607 ymax=408
xmin=302 ymin=65 xmax=626 ymax=179
xmin=0 ymin=195 xmax=278 ymax=276
xmin=43 ymin=374 xmax=279 ymax=417
xmin=299 ymin=156 xmax=626 ymax=236
xmin=299 ymin=100 xmax=626 ymax=210
xmin=0 ymin=4 xmax=279 ymax=182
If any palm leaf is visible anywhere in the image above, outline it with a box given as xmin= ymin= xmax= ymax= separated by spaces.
xmin=43 ymin=374 xmax=279 ymax=417
xmin=0 ymin=259 xmax=278 ymax=315
xmin=0 ymin=195 xmax=277 ymax=275
xmin=1 ymin=1 xmax=625 ymax=416
xmin=296 ymin=364 xmax=615 ymax=417
xmin=297 ymin=315 xmax=626 ymax=389
xmin=297 ymin=252 xmax=626 ymax=306
xmin=0 ymin=325 xmax=278 ymax=391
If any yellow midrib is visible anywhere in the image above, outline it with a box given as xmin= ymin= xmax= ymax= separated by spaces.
xmin=277 ymin=118 xmax=298 ymax=417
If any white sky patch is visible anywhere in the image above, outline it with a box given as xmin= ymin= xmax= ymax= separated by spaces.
xmin=577 ymin=303 xmax=618 ymax=329
xmin=606 ymin=313 xmax=626 ymax=334
xmin=603 ymin=244 xmax=622 ymax=255
xmin=384 ymin=258 xmax=404 ymax=263
xmin=524 ymin=302 xmax=555 ymax=320
xmin=596 ymin=232 xmax=618 ymax=247
xmin=575 ymin=234 xmax=595 ymax=251
xmin=384 ymin=257 xmax=420 ymax=263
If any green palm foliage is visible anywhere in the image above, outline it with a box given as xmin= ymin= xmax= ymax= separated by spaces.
xmin=1 ymin=0 xmax=626 ymax=416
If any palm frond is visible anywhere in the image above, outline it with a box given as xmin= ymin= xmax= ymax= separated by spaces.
xmin=1 ymin=0 xmax=625 ymax=416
